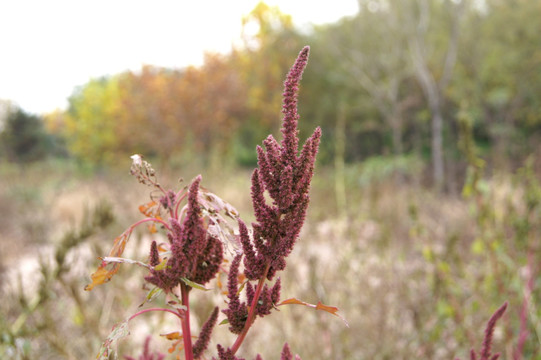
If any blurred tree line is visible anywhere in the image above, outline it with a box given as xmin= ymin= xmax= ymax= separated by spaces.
xmin=0 ymin=100 xmax=65 ymax=163
xmin=2 ymin=0 xmax=540 ymax=189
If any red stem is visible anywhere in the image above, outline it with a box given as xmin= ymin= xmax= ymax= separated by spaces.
xmin=175 ymin=191 xmax=188 ymax=219
xmin=180 ymin=282 xmax=194 ymax=360
xmin=129 ymin=307 xmax=182 ymax=322
xmin=131 ymin=217 xmax=171 ymax=232
xmin=230 ymin=262 xmax=271 ymax=355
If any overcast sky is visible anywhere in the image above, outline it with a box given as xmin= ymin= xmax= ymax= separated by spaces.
xmin=0 ymin=0 xmax=358 ymax=115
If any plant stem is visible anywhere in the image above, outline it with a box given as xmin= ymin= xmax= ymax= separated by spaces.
xmin=230 ymin=262 xmax=271 ymax=355
xmin=129 ymin=307 xmax=182 ymax=322
xmin=181 ymin=282 xmax=194 ymax=360
xmin=131 ymin=217 xmax=171 ymax=232
xmin=174 ymin=191 xmax=188 ymax=218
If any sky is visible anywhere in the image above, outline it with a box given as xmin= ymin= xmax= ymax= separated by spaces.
xmin=0 ymin=0 xmax=358 ymax=115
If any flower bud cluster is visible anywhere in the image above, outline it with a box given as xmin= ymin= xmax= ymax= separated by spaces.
xmin=222 ymin=254 xmax=281 ymax=334
xmin=145 ymin=176 xmax=223 ymax=292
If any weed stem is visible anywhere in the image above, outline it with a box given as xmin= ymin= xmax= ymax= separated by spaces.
xmin=230 ymin=262 xmax=271 ymax=355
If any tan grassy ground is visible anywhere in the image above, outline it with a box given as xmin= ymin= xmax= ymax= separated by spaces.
xmin=0 ymin=159 xmax=537 ymax=359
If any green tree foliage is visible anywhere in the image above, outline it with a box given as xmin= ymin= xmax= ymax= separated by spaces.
xmin=452 ymin=0 xmax=541 ymax=166
xmin=62 ymin=55 xmax=246 ymax=166
xmin=49 ymin=0 xmax=541 ymax=178
xmin=64 ymin=77 xmax=122 ymax=165
xmin=233 ymin=2 xmax=304 ymax=165
xmin=0 ymin=105 xmax=55 ymax=163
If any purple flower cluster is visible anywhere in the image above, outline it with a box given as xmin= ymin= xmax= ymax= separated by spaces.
xmin=221 ymin=254 xmax=249 ymax=334
xmin=94 ymin=46 xmax=319 ymax=360
xmin=222 ymin=254 xmax=281 ymax=334
xmin=145 ymin=176 xmax=223 ymax=292
xmin=216 ymin=47 xmax=318 ymax=359
xmin=240 ymin=46 xmax=321 ymax=281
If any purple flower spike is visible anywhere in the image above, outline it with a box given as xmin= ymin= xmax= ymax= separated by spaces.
xmin=222 ymin=254 xmax=249 ymax=334
xmin=478 ymin=302 xmax=507 ymax=360
xmin=458 ymin=302 xmax=508 ymax=360
xmin=193 ymin=307 xmax=220 ymax=359
xmin=281 ymin=46 xmax=309 ymax=166
xmin=280 ymin=343 xmax=301 ymax=360
xmin=241 ymin=46 xmax=320 ymax=282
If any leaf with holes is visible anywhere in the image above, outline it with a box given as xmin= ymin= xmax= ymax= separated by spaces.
xmin=96 ymin=319 xmax=130 ymax=359
xmin=85 ymin=231 xmax=132 ymax=291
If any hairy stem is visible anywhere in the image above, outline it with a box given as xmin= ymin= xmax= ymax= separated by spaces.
xmin=230 ymin=262 xmax=271 ymax=355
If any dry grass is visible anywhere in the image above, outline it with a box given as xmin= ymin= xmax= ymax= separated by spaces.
xmin=0 ymin=159 xmax=538 ymax=359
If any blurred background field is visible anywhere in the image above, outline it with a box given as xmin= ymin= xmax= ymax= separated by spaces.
xmin=1 ymin=0 xmax=541 ymax=359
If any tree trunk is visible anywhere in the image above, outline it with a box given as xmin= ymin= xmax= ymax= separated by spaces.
xmin=407 ymin=0 xmax=465 ymax=191
xmin=431 ymin=108 xmax=444 ymax=189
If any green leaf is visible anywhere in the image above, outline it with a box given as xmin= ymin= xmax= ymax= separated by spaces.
xmin=154 ymin=258 xmax=169 ymax=271
xmin=139 ymin=287 xmax=163 ymax=308
xmin=219 ymin=318 xmax=230 ymax=325
xmin=181 ymin=277 xmax=210 ymax=291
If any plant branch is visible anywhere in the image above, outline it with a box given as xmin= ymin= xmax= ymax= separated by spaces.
xmin=129 ymin=307 xmax=183 ymax=322
xmin=230 ymin=262 xmax=271 ymax=355
xmin=131 ymin=217 xmax=171 ymax=232
xmin=180 ymin=282 xmax=194 ymax=360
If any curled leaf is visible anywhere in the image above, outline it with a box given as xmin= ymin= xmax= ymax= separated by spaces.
xmin=197 ymin=188 xmax=242 ymax=252
xmin=101 ymin=256 xmax=150 ymax=269
xmin=138 ymin=200 xmax=162 ymax=233
xmin=139 ymin=200 xmax=158 ymax=217
xmin=139 ymin=287 xmax=163 ymax=307
xmin=85 ymin=265 xmax=117 ymax=291
xmin=160 ymin=331 xmax=184 ymax=354
xmin=160 ymin=331 xmax=182 ymax=340
xmin=278 ymin=297 xmax=349 ymax=327
xmin=85 ymin=231 xmax=132 ymax=291
xmin=96 ymin=319 xmax=130 ymax=359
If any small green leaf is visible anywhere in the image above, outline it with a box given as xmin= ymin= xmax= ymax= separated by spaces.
xmin=154 ymin=258 xmax=168 ymax=271
xmin=219 ymin=318 xmax=230 ymax=325
xmin=181 ymin=277 xmax=210 ymax=291
xmin=139 ymin=287 xmax=163 ymax=307
xmin=237 ymin=280 xmax=248 ymax=296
